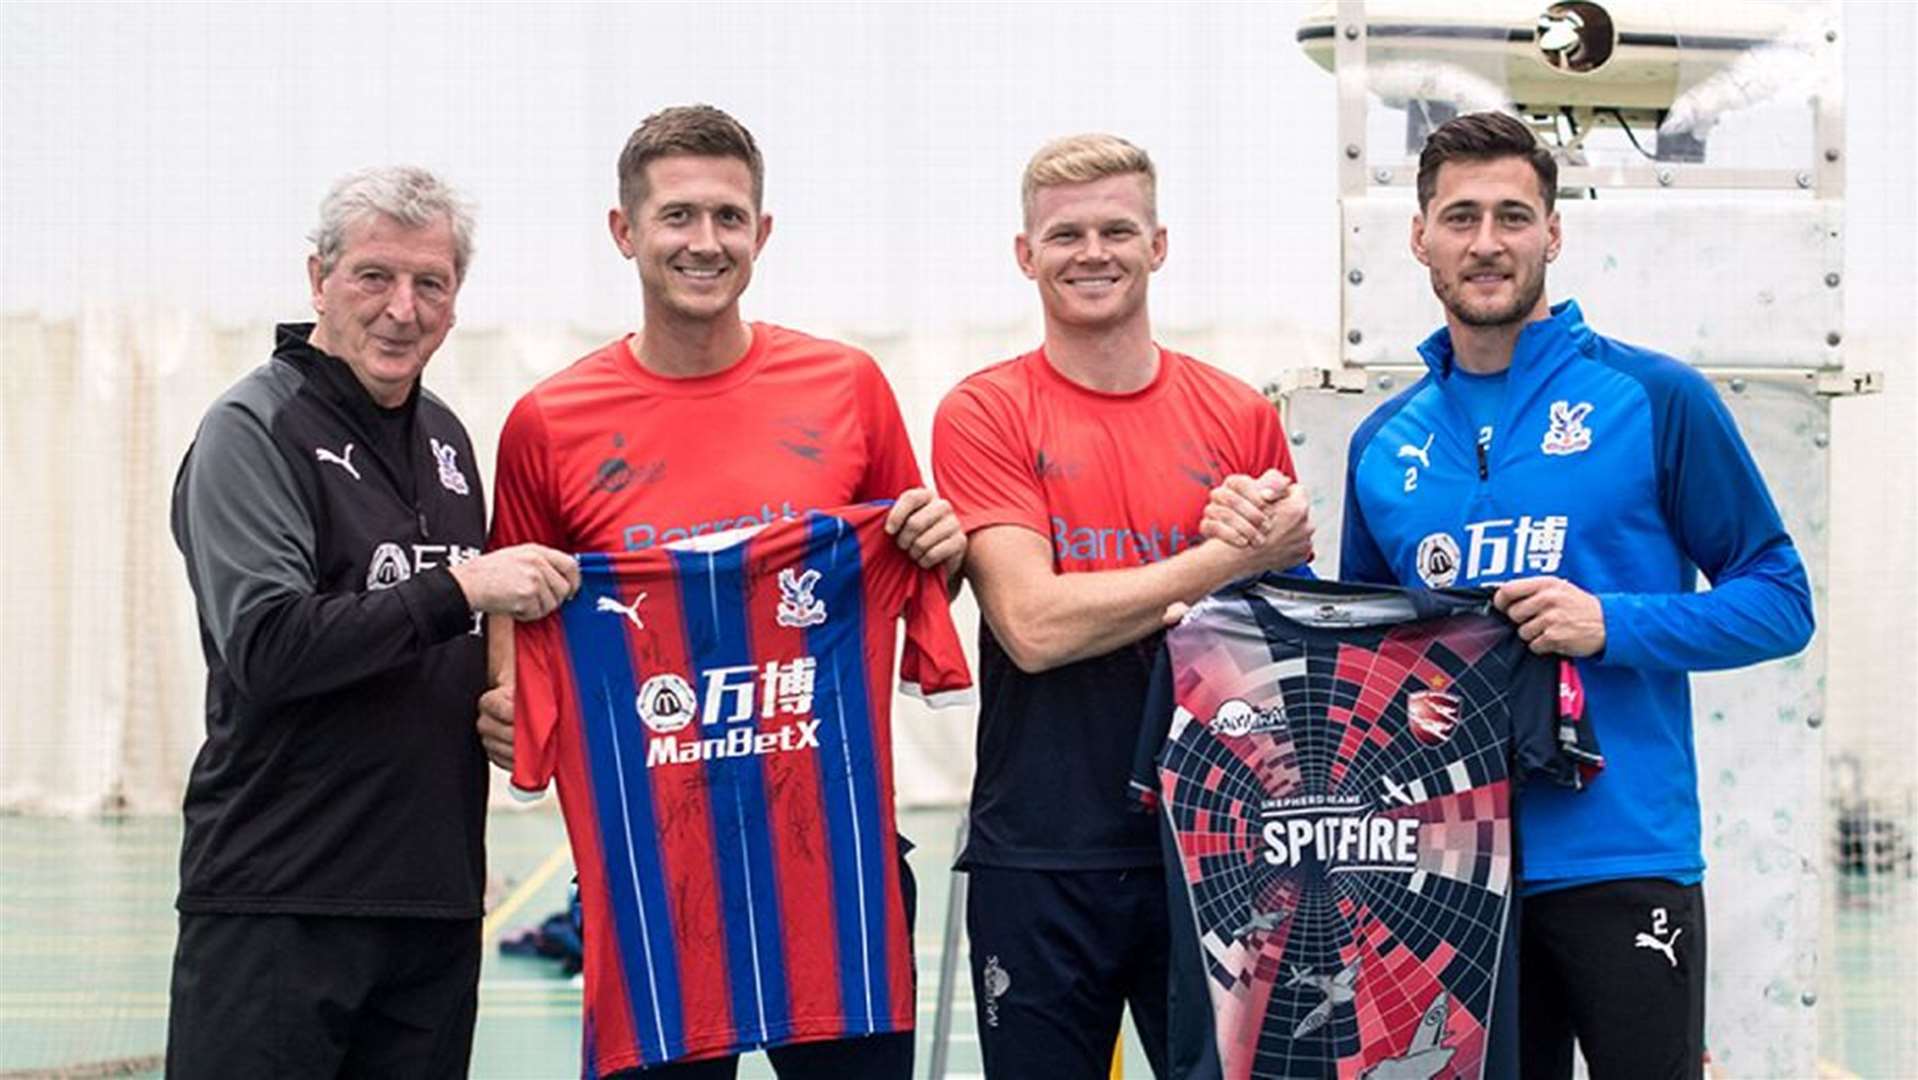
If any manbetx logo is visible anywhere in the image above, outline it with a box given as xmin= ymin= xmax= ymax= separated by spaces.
xmin=636 ymin=657 xmax=827 ymax=768
xmin=366 ymin=542 xmax=479 ymax=591
xmin=1415 ymin=514 xmax=1570 ymax=587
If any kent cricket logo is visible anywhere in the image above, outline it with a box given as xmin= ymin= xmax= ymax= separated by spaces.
xmin=1261 ymin=794 xmax=1422 ymax=874
xmin=1406 ymin=680 xmax=1462 ymax=746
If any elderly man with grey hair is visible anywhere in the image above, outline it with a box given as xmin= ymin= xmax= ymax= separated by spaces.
xmin=166 ymin=166 xmax=577 ymax=1077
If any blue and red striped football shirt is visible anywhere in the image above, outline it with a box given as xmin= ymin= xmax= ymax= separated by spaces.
xmin=513 ymin=504 xmax=972 ymax=1073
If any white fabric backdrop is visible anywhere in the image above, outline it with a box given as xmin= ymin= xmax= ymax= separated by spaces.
xmin=0 ymin=312 xmax=1331 ymax=812
xmin=1 ymin=2 xmax=1911 ymax=817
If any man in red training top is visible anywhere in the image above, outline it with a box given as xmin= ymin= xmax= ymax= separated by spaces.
xmin=481 ymin=104 xmax=963 ymax=1078
xmin=932 ymin=133 xmax=1314 ymax=1077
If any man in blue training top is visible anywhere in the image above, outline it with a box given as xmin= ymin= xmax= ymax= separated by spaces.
xmin=1208 ymin=111 xmax=1813 ymax=1079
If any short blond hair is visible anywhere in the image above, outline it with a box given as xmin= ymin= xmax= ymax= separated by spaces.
xmin=1021 ymin=134 xmax=1157 ymax=227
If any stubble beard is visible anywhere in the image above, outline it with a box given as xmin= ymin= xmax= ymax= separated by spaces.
xmin=1436 ymin=258 xmax=1547 ymax=328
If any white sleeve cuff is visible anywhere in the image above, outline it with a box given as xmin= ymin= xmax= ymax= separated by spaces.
xmin=508 ymin=783 xmax=549 ymax=804
xmin=899 ymin=683 xmax=977 ymax=710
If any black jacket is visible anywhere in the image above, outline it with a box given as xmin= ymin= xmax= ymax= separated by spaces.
xmin=170 ymin=323 xmax=487 ymax=917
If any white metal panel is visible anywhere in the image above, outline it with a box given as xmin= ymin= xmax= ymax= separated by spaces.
xmin=1282 ymin=377 xmax=1828 ymax=1075
xmin=1686 ymin=378 xmax=1829 ymax=1077
xmin=1298 ymin=0 xmax=1819 ymax=114
xmin=1339 ymin=196 xmax=1845 ymax=370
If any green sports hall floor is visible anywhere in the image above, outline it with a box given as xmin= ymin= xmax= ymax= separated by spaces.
xmin=0 ymin=806 xmax=1907 ymax=1078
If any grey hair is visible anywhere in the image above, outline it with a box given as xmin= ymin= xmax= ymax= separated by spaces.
xmin=309 ymin=166 xmax=476 ymax=280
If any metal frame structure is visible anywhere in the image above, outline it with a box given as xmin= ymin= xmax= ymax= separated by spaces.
xmin=1329 ymin=0 xmax=1850 ymax=200
xmin=927 ymin=815 xmax=969 ymax=1080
